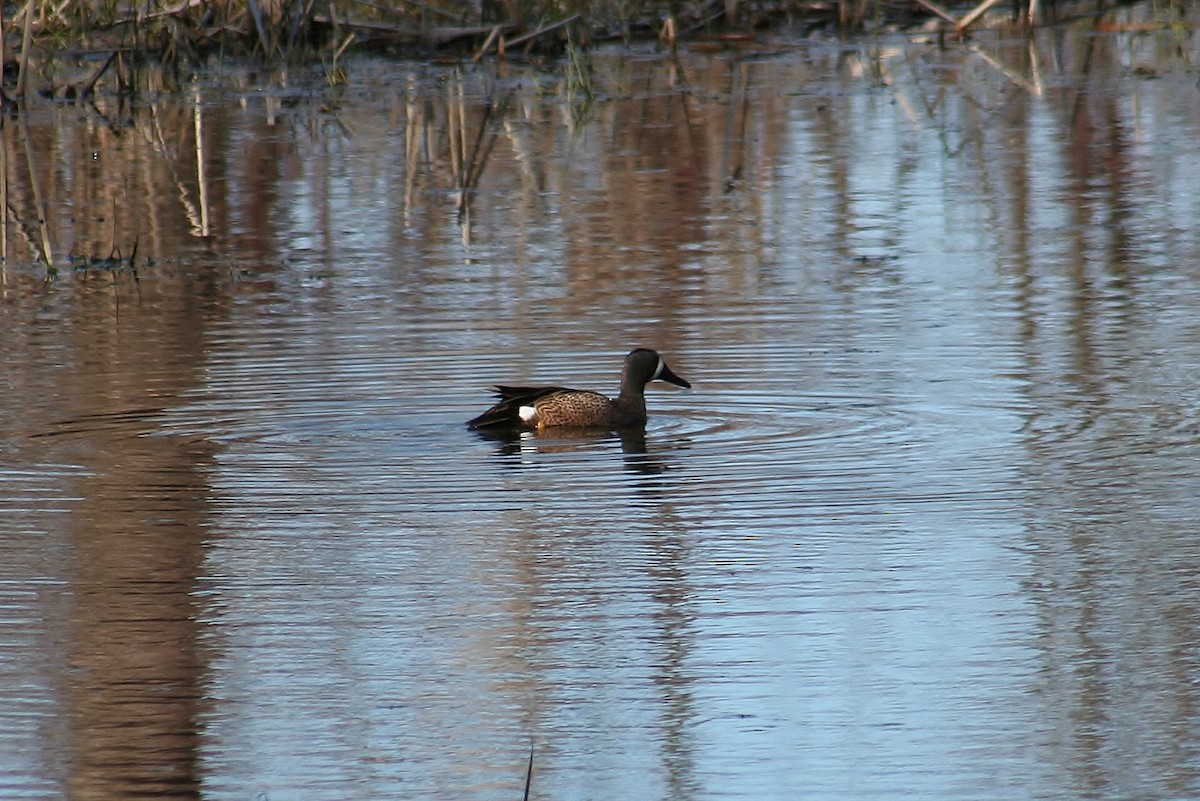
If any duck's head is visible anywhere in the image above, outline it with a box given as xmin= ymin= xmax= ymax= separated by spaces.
xmin=624 ymin=348 xmax=691 ymax=389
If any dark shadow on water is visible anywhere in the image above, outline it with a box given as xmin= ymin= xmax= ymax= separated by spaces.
xmin=28 ymin=407 xmax=172 ymax=439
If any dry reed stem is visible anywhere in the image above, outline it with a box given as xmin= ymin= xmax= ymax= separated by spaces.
xmin=16 ymin=0 xmax=35 ymax=101
xmin=471 ymin=25 xmax=504 ymax=62
xmin=18 ymin=115 xmax=53 ymax=266
xmin=0 ymin=3 xmax=6 ymax=89
xmin=956 ymin=0 xmax=1005 ymax=31
xmin=500 ymin=13 xmax=581 ymax=51
xmin=136 ymin=0 xmax=206 ymax=24
xmin=449 ymin=75 xmax=464 ymax=188
xmin=462 ymin=97 xmax=498 ymax=191
xmin=193 ymin=89 xmax=211 ymax=237
xmin=966 ymin=41 xmax=1041 ymax=94
xmin=659 ymin=15 xmax=677 ymax=53
xmin=912 ymin=0 xmax=958 ymax=25
xmin=0 ymin=125 xmax=7 ymax=264
xmin=403 ymin=74 xmax=423 ymax=225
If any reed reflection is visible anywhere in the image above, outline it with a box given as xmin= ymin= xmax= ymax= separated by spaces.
xmin=62 ymin=434 xmax=213 ymax=801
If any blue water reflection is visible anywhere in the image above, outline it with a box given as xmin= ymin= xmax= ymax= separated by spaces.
xmin=3 ymin=18 xmax=1200 ymax=801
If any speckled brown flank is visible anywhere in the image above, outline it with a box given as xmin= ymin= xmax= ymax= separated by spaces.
xmin=531 ymin=390 xmax=643 ymax=428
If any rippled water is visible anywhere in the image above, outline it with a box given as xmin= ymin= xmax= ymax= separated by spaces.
xmin=4 ymin=18 xmax=1200 ymax=801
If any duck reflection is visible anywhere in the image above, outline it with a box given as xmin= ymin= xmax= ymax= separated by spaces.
xmin=471 ymin=422 xmax=691 ymax=480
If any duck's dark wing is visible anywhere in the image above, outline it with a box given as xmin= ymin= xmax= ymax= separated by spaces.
xmin=466 ymin=386 xmax=571 ymax=429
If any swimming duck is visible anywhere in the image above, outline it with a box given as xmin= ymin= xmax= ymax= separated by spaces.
xmin=467 ymin=348 xmax=690 ymax=430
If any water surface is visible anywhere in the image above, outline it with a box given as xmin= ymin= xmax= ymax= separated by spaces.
xmin=3 ymin=16 xmax=1200 ymax=801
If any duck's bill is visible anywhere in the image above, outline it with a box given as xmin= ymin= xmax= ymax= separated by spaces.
xmin=658 ymin=364 xmax=691 ymax=389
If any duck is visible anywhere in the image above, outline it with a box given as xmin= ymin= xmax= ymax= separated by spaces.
xmin=467 ymin=348 xmax=690 ymax=430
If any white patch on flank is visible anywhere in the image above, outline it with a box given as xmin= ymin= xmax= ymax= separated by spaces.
xmin=654 ymin=357 xmax=665 ymax=379
xmin=518 ymin=405 xmax=539 ymax=423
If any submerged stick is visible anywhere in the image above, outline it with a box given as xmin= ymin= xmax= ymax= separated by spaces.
xmin=78 ymin=50 xmax=119 ymax=97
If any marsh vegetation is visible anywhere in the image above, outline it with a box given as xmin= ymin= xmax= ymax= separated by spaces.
xmin=1 ymin=0 xmax=1191 ymax=103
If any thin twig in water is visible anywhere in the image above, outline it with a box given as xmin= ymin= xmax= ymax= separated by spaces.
xmin=523 ymin=745 xmax=533 ymax=801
